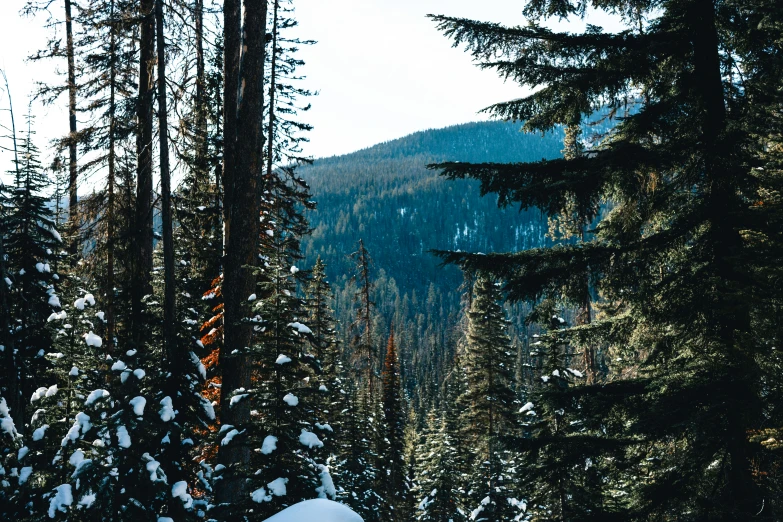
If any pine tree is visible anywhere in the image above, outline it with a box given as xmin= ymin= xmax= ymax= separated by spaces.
xmin=3 ymin=113 xmax=63 ymax=435
xmin=457 ymin=277 xmax=519 ymax=522
xmin=431 ymin=1 xmax=783 ymax=518
xmin=263 ymin=0 xmax=315 ymax=171
xmin=414 ymin=410 xmax=464 ymax=522
xmin=350 ymin=239 xmax=376 ymax=388
xmin=380 ymin=327 xmax=407 ymax=520
xmin=304 ymin=257 xmax=342 ymax=453
xmin=22 ymin=0 xmax=80 ymax=250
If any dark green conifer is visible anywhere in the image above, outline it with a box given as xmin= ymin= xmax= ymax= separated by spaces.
xmin=457 ymin=276 xmax=519 ymax=521
xmin=431 ymin=1 xmax=783 ymax=517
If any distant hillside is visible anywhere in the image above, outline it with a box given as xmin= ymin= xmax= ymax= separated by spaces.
xmin=299 ymin=120 xmax=565 ymax=404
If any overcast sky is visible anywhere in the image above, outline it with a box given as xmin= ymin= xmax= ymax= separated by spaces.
xmin=0 ymin=0 xmax=620 ymax=165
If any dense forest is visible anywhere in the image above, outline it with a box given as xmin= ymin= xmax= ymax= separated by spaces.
xmin=300 ymin=121 xmax=567 ymax=407
xmin=1 ymin=0 xmax=783 ymax=521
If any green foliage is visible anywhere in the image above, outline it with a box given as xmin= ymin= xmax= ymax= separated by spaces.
xmin=431 ymin=0 xmax=783 ymax=519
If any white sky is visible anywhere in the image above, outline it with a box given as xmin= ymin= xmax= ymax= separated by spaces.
xmin=0 ymin=0 xmax=622 ymax=166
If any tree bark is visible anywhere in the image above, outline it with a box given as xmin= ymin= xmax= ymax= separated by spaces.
xmin=691 ymin=0 xmax=759 ymax=517
xmin=106 ymin=0 xmax=117 ymax=354
xmin=216 ymin=0 xmax=268 ymax=512
xmin=133 ymin=0 xmax=155 ymax=341
xmin=222 ymin=0 xmax=240 ymax=253
xmin=155 ymin=0 xmax=184 ymax=512
xmin=577 ymin=228 xmax=595 ymax=384
xmin=194 ymin=0 xmax=208 ymax=176
xmin=155 ymin=0 xmax=176 ymax=380
xmin=265 ymin=0 xmax=279 ymax=179
xmin=64 ymin=0 xmax=78 ymax=252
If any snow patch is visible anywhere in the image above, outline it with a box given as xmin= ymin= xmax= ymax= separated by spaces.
xmin=130 ymin=396 xmax=146 ymax=416
xmin=18 ymin=466 xmax=33 ymax=485
xmin=83 ymin=331 xmax=102 ymax=347
xmin=230 ymin=394 xmax=249 ymax=407
xmin=316 ymin=465 xmax=336 ymax=499
xmin=261 ymin=435 xmax=278 ymax=454
xmin=116 ymin=426 xmax=131 ymax=448
xmin=48 ymin=484 xmax=73 ymax=518
xmin=33 ymin=424 xmax=49 ymax=441
xmin=287 ymin=322 xmax=312 ymax=334
xmin=159 ymin=396 xmax=176 ymax=422
xmin=221 ymin=428 xmax=244 ymax=446
xmin=84 ymin=389 xmax=109 ymax=406
xmin=172 ymin=480 xmax=193 ymax=508
xmin=299 ymin=429 xmax=323 ymax=449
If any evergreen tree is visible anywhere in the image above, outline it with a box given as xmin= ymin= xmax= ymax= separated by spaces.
xmin=431 ymin=1 xmax=783 ymax=518
xmin=263 ymin=0 xmax=315 ymax=171
xmin=414 ymin=410 xmax=464 ymax=522
xmin=380 ymin=327 xmax=407 ymax=520
xmin=3 ymin=113 xmax=63 ymax=434
xmin=350 ymin=239 xmax=376 ymax=388
xmin=304 ymin=257 xmax=342 ymax=453
xmin=457 ymin=277 xmax=519 ymax=522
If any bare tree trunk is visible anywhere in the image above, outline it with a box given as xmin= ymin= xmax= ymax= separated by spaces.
xmin=64 ymin=0 xmax=78 ymax=252
xmin=155 ymin=0 xmax=176 ymax=379
xmin=216 ymin=0 xmax=268 ymax=512
xmin=194 ymin=0 xmax=207 ymax=169
xmin=133 ymin=0 xmax=155 ymax=342
xmin=265 ymin=0 xmax=279 ymax=178
xmin=221 ymin=0 xmax=240 ymax=253
xmin=577 ymin=227 xmax=595 ymax=384
xmin=155 ymin=0 xmax=185 ymax=515
xmin=106 ymin=0 xmax=117 ymax=354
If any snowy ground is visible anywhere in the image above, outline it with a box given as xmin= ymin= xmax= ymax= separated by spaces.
xmin=262 ymin=499 xmax=363 ymax=522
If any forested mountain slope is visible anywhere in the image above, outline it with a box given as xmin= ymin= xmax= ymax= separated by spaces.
xmin=300 ymin=121 xmax=565 ymax=403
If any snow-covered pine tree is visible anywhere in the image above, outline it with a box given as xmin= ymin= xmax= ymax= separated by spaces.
xmin=414 ymin=410 xmax=463 ymax=522
xmin=398 ymin=408 xmax=419 ymax=522
xmin=3 ymin=113 xmax=63 ymax=435
xmin=516 ymin=308 xmax=608 ymax=521
xmin=457 ymin=277 xmax=520 ymax=522
xmin=227 ymin=168 xmax=329 ymax=519
xmin=303 ymin=257 xmax=342 ymax=460
xmin=441 ymin=356 xmax=471 ymax=518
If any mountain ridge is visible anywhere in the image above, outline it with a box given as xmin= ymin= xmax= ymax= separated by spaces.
xmin=298 ymin=119 xmax=566 ymax=401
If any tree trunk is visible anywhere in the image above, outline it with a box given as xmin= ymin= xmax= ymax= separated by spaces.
xmin=577 ymin=227 xmax=595 ymax=384
xmin=106 ymin=0 xmax=117 ymax=354
xmin=265 ymin=0 xmax=279 ymax=178
xmin=155 ymin=0 xmax=176 ymax=382
xmin=216 ymin=0 xmax=268 ymax=512
xmin=133 ymin=0 xmax=155 ymax=341
xmin=221 ymin=0 xmax=240 ymax=253
xmin=194 ymin=0 xmax=208 ymax=178
xmin=64 ymin=0 xmax=78 ymax=253
xmin=155 ymin=0 xmax=184 ymax=512
xmin=691 ymin=0 xmax=758 ymax=517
